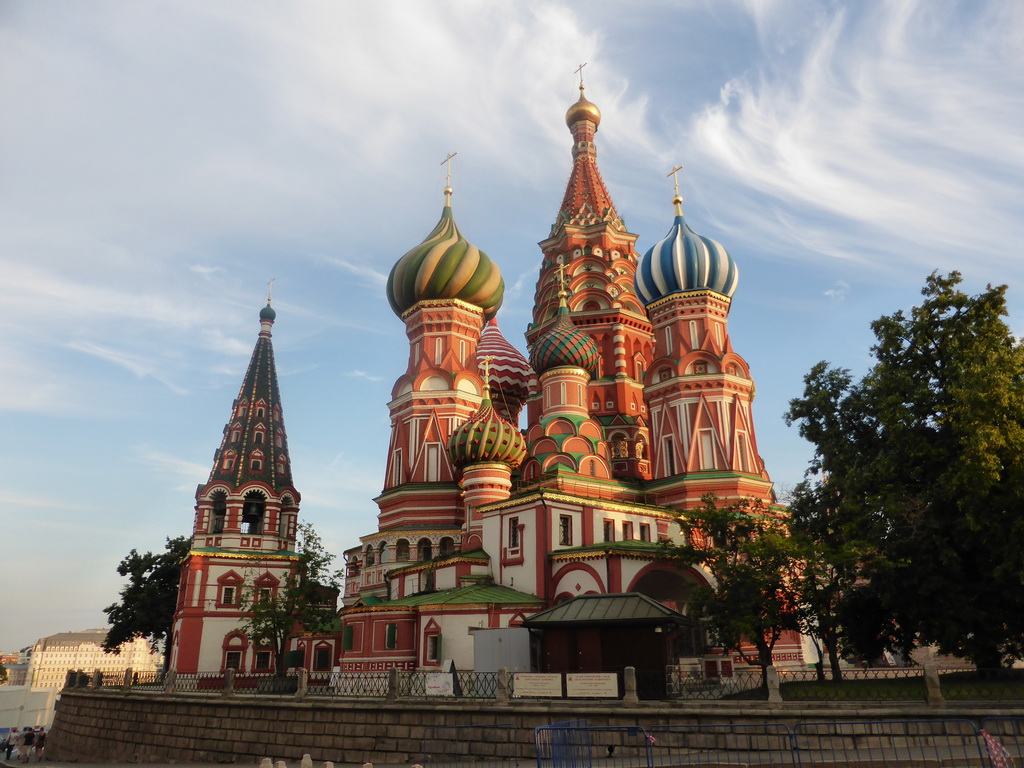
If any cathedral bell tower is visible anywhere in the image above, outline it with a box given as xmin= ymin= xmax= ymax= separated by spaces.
xmin=171 ymin=300 xmax=301 ymax=674
xmin=527 ymin=81 xmax=654 ymax=481
xmin=635 ymin=179 xmax=774 ymax=509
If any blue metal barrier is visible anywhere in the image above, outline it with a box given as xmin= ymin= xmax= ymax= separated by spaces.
xmin=792 ymin=719 xmax=989 ymax=768
xmin=536 ymin=724 xmax=652 ymax=768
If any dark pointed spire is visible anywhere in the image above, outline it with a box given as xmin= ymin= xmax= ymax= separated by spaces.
xmin=207 ymin=302 xmax=293 ymax=491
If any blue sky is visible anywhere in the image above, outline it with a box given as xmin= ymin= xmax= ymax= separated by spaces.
xmin=2 ymin=0 xmax=1022 ymax=653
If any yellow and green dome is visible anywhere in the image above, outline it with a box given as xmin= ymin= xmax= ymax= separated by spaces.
xmin=448 ymin=394 xmax=527 ymax=469
xmin=387 ymin=203 xmax=504 ymax=320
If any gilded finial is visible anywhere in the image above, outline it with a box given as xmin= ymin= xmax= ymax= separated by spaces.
xmin=267 ymin=278 xmax=276 ymax=304
xmin=556 ymin=263 xmax=569 ymax=307
xmin=667 ymin=165 xmax=685 ymax=216
xmin=481 ymin=355 xmax=493 ymax=399
xmin=441 ymin=152 xmax=458 ymax=206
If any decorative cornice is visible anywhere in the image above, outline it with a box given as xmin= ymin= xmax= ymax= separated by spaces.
xmin=188 ymin=550 xmax=299 ymax=562
xmin=645 ymin=288 xmax=732 ymax=312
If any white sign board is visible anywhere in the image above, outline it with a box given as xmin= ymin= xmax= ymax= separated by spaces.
xmin=424 ymin=672 xmax=455 ymax=697
xmin=512 ymin=672 xmax=563 ymax=698
xmin=565 ymin=672 xmax=618 ymax=698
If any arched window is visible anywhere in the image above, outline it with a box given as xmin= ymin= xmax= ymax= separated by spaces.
xmin=438 ymin=537 xmax=454 ymax=557
xmin=377 ymin=541 xmax=387 ymax=564
xmin=210 ymin=490 xmax=227 ymax=534
xmin=222 ymin=450 xmax=236 ymax=471
xmin=365 ymin=544 xmax=375 ymax=566
xmin=417 ymin=538 xmax=432 ymax=561
xmin=241 ymin=491 xmax=265 ymax=534
xmin=395 ymin=539 xmax=410 ymax=561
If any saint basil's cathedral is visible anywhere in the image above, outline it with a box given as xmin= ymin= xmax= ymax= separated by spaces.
xmin=169 ymin=84 xmax=805 ymax=678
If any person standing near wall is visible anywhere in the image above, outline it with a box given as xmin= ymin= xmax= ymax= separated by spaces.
xmin=4 ymin=728 xmax=17 ymax=760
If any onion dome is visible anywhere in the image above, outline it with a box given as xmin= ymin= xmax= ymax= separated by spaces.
xmin=565 ymin=83 xmax=601 ymax=128
xmin=478 ymin=318 xmax=531 ymax=417
xmin=448 ymin=387 xmax=527 ymax=469
xmin=529 ymin=296 xmax=600 ymax=377
xmin=635 ymin=194 xmax=738 ymax=305
xmin=386 ymin=194 xmax=504 ymax=321
xmin=259 ymin=302 xmax=276 ymax=322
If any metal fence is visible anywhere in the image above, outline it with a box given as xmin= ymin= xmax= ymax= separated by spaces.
xmin=421 ymin=723 xmax=520 ymax=767
xmin=777 ymin=667 xmax=928 ymax=701
xmin=398 ymin=671 xmax=498 ymax=699
xmin=536 ymin=724 xmax=653 ymax=768
xmin=942 ymin=669 xmax=1024 ymax=701
xmin=308 ymin=670 xmax=389 ymax=697
xmin=665 ymin=668 xmax=766 ymax=700
xmin=541 ymin=719 xmax=1024 ymax=768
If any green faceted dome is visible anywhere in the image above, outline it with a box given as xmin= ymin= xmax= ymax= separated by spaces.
xmin=259 ymin=302 xmax=277 ymax=321
xmin=387 ymin=204 xmax=504 ymax=321
xmin=448 ymin=396 xmax=527 ymax=469
xmin=529 ymin=302 xmax=600 ymax=377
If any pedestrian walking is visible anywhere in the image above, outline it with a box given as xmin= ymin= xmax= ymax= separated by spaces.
xmin=4 ymin=727 xmax=17 ymax=760
xmin=17 ymin=727 xmax=34 ymax=761
xmin=31 ymin=728 xmax=45 ymax=762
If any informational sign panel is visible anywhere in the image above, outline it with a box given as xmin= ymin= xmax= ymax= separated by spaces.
xmin=565 ymin=672 xmax=618 ymax=698
xmin=424 ymin=671 xmax=455 ymax=696
xmin=512 ymin=672 xmax=563 ymax=698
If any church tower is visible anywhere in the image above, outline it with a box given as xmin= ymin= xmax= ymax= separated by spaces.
xmin=527 ymin=81 xmax=654 ymax=481
xmin=171 ymin=300 xmax=302 ymax=674
xmin=635 ymin=181 xmax=774 ymax=509
xmin=346 ymin=183 xmax=505 ymax=601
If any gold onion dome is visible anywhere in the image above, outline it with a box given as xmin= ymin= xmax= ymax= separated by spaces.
xmin=386 ymin=198 xmax=505 ymax=321
xmin=565 ymin=84 xmax=601 ymax=128
xmin=448 ymin=389 xmax=527 ymax=469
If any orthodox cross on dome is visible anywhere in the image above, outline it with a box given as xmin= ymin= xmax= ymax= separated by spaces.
xmin=481 ymin=354 xmax=493 ymax=398
xmin=668 ymin=164 xmax=685 ymax=216
xmin=266 ymin=278 xmax=276 ymax=304
xmin=574 ymin=62 xmax=588 ymax=89
xmin=441 ymin=151 xmax=458 ymax=205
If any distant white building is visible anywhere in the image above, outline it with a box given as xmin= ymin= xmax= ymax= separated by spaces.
xmin=27 ymin=629 xmax=161 ymax=688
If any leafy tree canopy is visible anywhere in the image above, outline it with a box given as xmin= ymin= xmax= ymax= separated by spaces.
xmin=103 ymin=535 xmax=190 ymax=670
xmin=661 ymin=494 xmax=803 ymax=679
xmin=786 ymin=272 xmax=1024 ymax=668
xmin=238 ymin=522 xmax=342 ymax=675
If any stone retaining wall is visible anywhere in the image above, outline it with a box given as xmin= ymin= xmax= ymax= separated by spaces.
xmin=48 ymin=690 xmax=1024 ymax=765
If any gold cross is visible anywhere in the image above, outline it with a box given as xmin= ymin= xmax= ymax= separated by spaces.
xmin=667 ymin=165 xmax=684 ymax=196
xmin=556 ymin=263 xmax=567 ymax=293
xmin=266 ymin=278 xmax=276 ymax=303
xmin=574 ymin=62 xmax=587 ymax=89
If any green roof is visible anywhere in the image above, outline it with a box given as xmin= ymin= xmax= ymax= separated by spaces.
xmin=552 ymin=539 xmax=662 ymax=556
xmin=346 ymin=583 xmax=544 ymax=611
xmin=524 ymin=593 xmax=692 ymax=627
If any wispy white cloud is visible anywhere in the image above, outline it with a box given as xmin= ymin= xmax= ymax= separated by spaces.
xmin=824 ymin=280 xmax=850 ymax=301
xmin=692 ymin=0 xmax=1024 ymax=273
xmin=344 ymin=370 xmax=384 ymax=382
xmin=321 ymin=257 xmax=388 ymax=286
xmin=67 ymin=341 xmax=190 ymax=395
xmin=133 ymin=447 xmax=210 ymax=490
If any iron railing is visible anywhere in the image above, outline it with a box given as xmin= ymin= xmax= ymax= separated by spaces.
xmin=307 ymin=670 xmax=389 ymax=697
xmin=666 ymin=668 xmax=766 ymax=700
xmin=777 ymin=667 xmax=927 ymax=701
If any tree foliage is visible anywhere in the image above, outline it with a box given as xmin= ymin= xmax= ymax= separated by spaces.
xmin=786 ymin=272 xmax=1024 ymax=668
xmin=238 ymin=522 xmax=342 ymax=675
xmin=661 ymin=495 xmax=803 ymax=680
xmin=103 ymin=535 xmax=190 ymax=670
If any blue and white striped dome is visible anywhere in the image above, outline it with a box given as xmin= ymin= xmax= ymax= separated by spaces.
xmin=635 ymin=208 xmax=738 ymax=305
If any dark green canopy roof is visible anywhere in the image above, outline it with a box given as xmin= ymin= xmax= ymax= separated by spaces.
xmin=523 ymin=592 xmax=693 ymax=627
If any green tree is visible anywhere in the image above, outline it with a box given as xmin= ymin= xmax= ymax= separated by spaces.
xmin=786 ymin=480 xmax=870 ymax=681
xmin=103 ymin=535 xmax=190 ymax=671
xmin=0 ymin=661 xmax=7 ymax=685
xmin=238 ymin=522 xmax=341 ymax=675
xmin=786 ymin=272 xmax=1024 ymax=668
xmin=661 ymin=494 xmax=803 ymax=682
